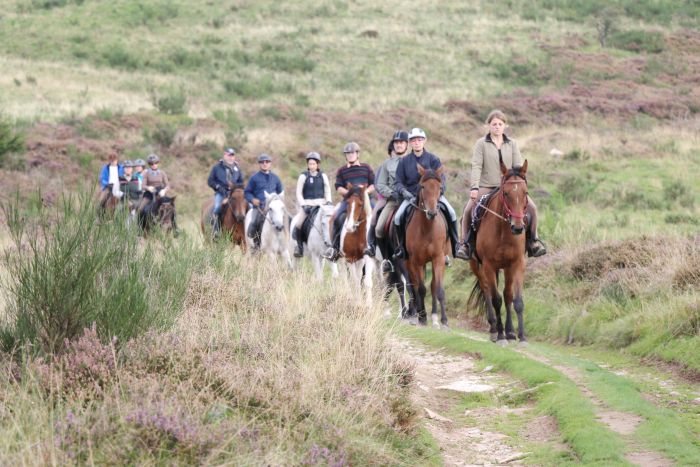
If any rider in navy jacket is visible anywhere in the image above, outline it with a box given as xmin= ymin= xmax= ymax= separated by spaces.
xmin=393 ymin=128 xmax=459 ymax=261
xmin=244 ymin=153 xmax=285 ymax=249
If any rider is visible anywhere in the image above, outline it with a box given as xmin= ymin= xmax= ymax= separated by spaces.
xmin=133 ymin=158 xmax=146 ymax=191
xmin=365 ymin=130 xmax=409 ymax=266
xmin=244 ymin=153 xmax=284 ymax=250
xmin=207 ymin=147 xmax=244 ymax=235
xmin=393 ymin=127 xmax=460 ymax=261
xmin=456 ymin=109 xmax=546 ymax=260
xmin=322 ymin=142 xmax=375 ymax=262
xmin=98 ymin=153 xmax=124 ymax=205
xmin=293 ymin=151 xmax=332 ymax=258
xmin=119 ymin=160 xmax=142 ymax=205
xmin=140 ymin=153 xmax=179 ymax=234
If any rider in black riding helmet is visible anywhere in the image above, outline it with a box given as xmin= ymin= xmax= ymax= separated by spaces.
xmin=293 ymin=152 xmax=332 ymax=258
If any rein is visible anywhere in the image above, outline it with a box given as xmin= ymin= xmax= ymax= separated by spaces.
xmin=479 ymin=175 xmax=528 ymax=224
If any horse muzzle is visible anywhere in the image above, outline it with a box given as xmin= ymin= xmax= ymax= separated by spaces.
xmin=275 ymin=224 xmax=284 ymax=232
xmin=426 ymin=210 xmax=438 ymax=220
xmin=235 ymin=214 xmax=246 ymax=223
xmin=510 ymin=223 xmax=525 ymax=235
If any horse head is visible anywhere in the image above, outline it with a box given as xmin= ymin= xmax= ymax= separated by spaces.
xmin=499 ymin=159 xmax=528 ymax=235
xmin=417 ymin=165 xmax=443 ymax=221
xmin=229 ymin=185 xmax=248 ymax=222
xmin=343 ymin=183 xmax=366 ymax=233
xmin=157 ymin=195 xmax=176 ymax=232
xmin=264 ymin=191 xmax=286 ymax=232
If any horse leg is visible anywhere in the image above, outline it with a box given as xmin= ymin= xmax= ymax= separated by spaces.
xmin=493 ymin=291 xmax=507 ymax=345
xmin=513 ymin=274 xmax=527 ymax=343
xmin=431 ymin=258 xmax=448 ymax=328
xmin=503 ymin=273 xmax=517 ymax=341
xmin=416 ymin=266 xmax=427 ymax=326
xmin=480 ymin=265 xmax=499 ymax=341
xmin=405 ymin=262 xmax=419 ymax=324
xmin=361 ymin=259 xmax=374 ymax=307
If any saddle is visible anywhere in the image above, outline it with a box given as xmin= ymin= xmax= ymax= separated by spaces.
xmin=381 ymin=205 xmax=399 ymax=238
xmin=296 ymin=206 xmax=320 ymax=243
xmin=471 ymin=188 xmax=499 ymax=233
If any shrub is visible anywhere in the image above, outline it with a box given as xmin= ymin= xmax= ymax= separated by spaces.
xmin=0 ymin=192 xmax=193 ymax=354
xmin=609 ymin=30 xmax=665 ymax=54
xmin=663 ymin=180 xmax=694 ymax=208
xmin=143 ymin=122 xmax=177 ymax=148
xmin=556 ymin=174 xmax=597 ymax=203
xmin=150 ymin=87 xmax=188 ymax=115
xmin=222 ymin=77 xmax=275 ymax=99
xmin=212 ymin=109 xmax=247 ymax=151
xmin=0 ymin=116 xmax=24 ymax=168
xmin=102 ymin=44 xmax=141 ymax=70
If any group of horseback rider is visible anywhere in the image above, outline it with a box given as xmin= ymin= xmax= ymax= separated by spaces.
xmin=204 ymin=109 xmax=546 ymax=264
xmin=98 ymin=152 xmax=177 ymax=231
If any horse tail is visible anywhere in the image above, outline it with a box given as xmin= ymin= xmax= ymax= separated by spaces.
xmin=467 ymin=271 xmax=500 ymax=315
xmin=467 ymin=278 xmax=486 ymax=315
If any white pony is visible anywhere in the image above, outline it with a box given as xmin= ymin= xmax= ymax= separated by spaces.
xmin=244 ymin=192 xmax=292 ymax=268
xmin=290 ymin=203 xmax=339 ymax=280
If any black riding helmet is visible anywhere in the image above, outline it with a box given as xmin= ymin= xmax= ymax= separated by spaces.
xmin=388 ymin=130 xmax=409 ymax=155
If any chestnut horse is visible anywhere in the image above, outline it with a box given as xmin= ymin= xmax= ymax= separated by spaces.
xmin=201 ymin=185 xmax=248 ymax=250
xmin=139 ymin=190 xmax=176 ymax=236
xmin=338 ymin=184 xmax=374 ymax=304
xmin=468 ymin=160 xmax=529 ymax=344
xmin=405 ymin=165 xmax=449 ymax=328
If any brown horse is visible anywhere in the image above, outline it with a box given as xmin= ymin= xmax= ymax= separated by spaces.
xmin=405 ymin=165 xmax=450 ymax=327
xmin=336 ymin=184 xmax=374 ymax=304
xmin=201 ymin=186 xmax=248 ymax=250
xmin=468 ymin=159 xmax=529 ymax=344
xmin=97 ymin=185 xmax=121 ymax=220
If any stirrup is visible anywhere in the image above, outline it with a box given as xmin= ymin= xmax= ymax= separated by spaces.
xmin=455 ymin=244 xmax=470 ymax=261
xmin=527 ymin=239 xmax=547 ymax=258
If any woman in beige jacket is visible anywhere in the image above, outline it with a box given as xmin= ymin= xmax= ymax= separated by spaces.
xmin=456 ymin=110 xmax=546 ymax=260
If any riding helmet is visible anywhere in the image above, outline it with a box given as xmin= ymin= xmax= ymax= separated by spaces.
xmin=257 ymin=153 xmax=272 ymax=163
xmin=224 ymin=147 xmax=236 ymax=155
xmin=392 ymin=130 xmax=409 ymax=142
xmin=134 ymin=159 xmax=146 ymax=167
xmin=342 ymin=141 xmax=360 ymax=154
xmin=306 ymin=151 xmax=321 ymax=162
xmin=408 ymin=128 xmax=427 ymax=139
xmin=147 ymin=153 xmax=160 ymax=164
xmin=123 ymin=159 xmax=134 ymax=167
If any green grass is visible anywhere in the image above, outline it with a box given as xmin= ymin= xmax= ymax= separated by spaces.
xmin=527 ymin=344 xmax=700 ymax=465
xmin=398 ymin=325 xmax=627 ymax=465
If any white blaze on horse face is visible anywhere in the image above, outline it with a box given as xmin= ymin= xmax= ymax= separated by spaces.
xmin=346 ymin=200 xmax=357 ymax=233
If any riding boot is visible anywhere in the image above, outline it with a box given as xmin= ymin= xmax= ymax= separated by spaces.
xmin=526 ymin=226 xmax=547 ymax=258
xmin=456 ymin=228 xmax=476 ymax=260
xmin=364 ymin=226 xmax=376 ymax=257
xmin=448 ymin=218 xmax=459 ymax=258
xmin=393 ymin=221 xmax=406 ymax=259
xmin=293 ymin=227 xmax=304 ymax=258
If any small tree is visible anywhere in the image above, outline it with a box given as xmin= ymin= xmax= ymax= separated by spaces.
xmin=595 ymin=8 xmax=618 ymax=48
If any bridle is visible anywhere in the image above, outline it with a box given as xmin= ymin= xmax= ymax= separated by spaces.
xmin=477 ymin=172 xmax=528 ymax=224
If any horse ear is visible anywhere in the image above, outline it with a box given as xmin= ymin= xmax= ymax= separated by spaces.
xmin=435 ymin=166 xmax=444 ymax=177
xmin=417 ymin=164 xmax=425 ymax=176
xmin=521 ymin=159 xmax=528 ymax=176
xmin=170 ymin=195 xmax=177 ymax=202
xmin=264 ymin=191 xmax=271 ymax=200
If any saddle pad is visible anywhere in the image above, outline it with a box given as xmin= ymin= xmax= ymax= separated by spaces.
xmin=471 ymin=187 xmax=499 ymax=232
xmin=300 ymin=206 xmax=320 ymax=243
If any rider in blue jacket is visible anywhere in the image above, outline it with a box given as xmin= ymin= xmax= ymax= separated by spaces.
xmin=393 ymin=128 xmax=459 ymax=262
xmin=207 ymin=147 xmax=244 ymax=234
xmin=244 ymin=153 xmax=284 ymax=249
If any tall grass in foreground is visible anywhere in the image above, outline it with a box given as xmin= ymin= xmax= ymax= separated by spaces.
xmin=0 ymin=192 xmax=195 ymax=354
xmin=0 ymin=241 xmax=436 ymax=464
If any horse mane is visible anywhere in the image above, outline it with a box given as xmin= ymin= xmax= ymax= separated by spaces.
xmin=343 ymin=185 xmax=364 ymax=200
xmin=420 ymin=169 xmax=442 ymax=184
xmin=504 ymin=165 xmax=527 ymax=182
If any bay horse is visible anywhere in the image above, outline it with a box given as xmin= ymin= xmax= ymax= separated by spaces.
xmin=97 ymin=185 xmax=121 ymax=220
xmin=290 ymin=203 xmax=339 ymax=280
xmin=244 ymin=192 xmax=292 ymax=268
xmin=468 ymin=159 xmax=529 ymax=344
xmin=338 ymin=184 xmax=374 ymax=305
xmin=404 ymin=165 xmax=449 ymax=328
xmin=200 ymin=185 xmax=248 ymax=250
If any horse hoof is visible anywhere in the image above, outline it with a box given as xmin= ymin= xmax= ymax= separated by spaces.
xmin=497 ymin=339 xmax=508 ymax=347
xmin=506 ymin=333 xmax=517 ymax=341
xmin=440 ymin=324 xmax=450 ymax=331
xmin=490 ymin=333 xmax=498 ymax=342
xmin=518 ymin=340 xmax=529 ymax=347
xmin=409 ymin=317 xmax=419 ymax=326
xmin=432 ymin=322 xmax=441 ymax=329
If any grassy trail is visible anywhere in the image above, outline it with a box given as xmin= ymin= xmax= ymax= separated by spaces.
xmin=400 ymin=324 xmax=700 ymax=466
